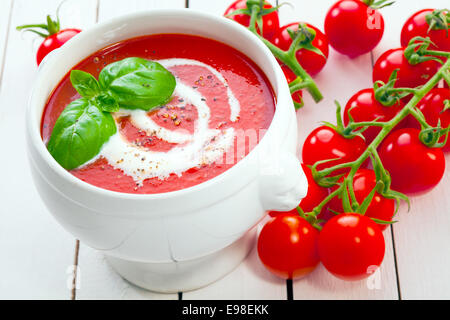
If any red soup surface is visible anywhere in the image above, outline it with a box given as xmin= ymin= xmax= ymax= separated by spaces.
xmin=42 ymin=34 xmax=276 ymax=194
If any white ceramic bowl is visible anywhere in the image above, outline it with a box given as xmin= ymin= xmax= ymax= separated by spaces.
xmin=26 ymin=9 xmax=308 ymax=293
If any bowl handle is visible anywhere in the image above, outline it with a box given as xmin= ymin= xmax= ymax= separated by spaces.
xmin=258 ymin=152 xmax=308 ymax=212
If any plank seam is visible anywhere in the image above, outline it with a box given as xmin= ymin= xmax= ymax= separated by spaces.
xmin=74 ymin=0 xmax=99 ymax=300
xmin=0 ymin=0 xmax=14 ymax=92
xmin=286 ymin=279 xmax=293 ymax=300
xmin=389 ymin=225 xmax=402 ymax=300
xmin=277 ymin=0 xmax=291 ymax=301
xmin=371 ymin=49 xmax=401 ymax=300
xmin=71 ymin=240 xmax=80 ymax=300
xmin=178 ymin=0 xmax=189 ymax=300
xmin=95 ymin=0 xmax=100 ymax=23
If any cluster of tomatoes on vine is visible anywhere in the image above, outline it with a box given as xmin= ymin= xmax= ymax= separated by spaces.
xmin=225 ymin=0 xmax=449 ymax=281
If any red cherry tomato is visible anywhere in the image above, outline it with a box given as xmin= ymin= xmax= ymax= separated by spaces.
xmin=258 ymin=214 xmax=320 ymax=279
xmin=401 ymin=9 xmax=450 ymax=52
xmin=269 ymin=164 xmax=329 ymax=217
xmin=378 ymin=128 xmax=445 ymax=195
xmin=326 ymin=169 xmax=395 ymax=231
xmin=302 ymin=126 xmax=367 ymax=174
xmin=373 ymin=47 xmax=440 ymax=89
xmin=224 ymin=0 xmax=280 ymax=40
xmin=36 ymin=29 xmax=81 ymax=65
xmin=272 ymin=23 xmax=329 ymax=76
xmin=319 ymin=213 xmax=385 ymax=280
xmin=324 ymin=0 xmax=384 ymax=57
xmin=343 ymin=88 xmax=405 ymax=144
xmin=17 ymin=16 xmax=81 ymax=66
xmin=406 ymin=88 xmax=450 ymax=151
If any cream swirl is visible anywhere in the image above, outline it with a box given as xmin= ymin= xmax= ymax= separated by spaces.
xmin=89 ymin=58 xmax=240 ymax=185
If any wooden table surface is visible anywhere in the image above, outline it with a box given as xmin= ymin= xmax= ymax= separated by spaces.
xmin=0 ymin=0 xmax=449 ymax=300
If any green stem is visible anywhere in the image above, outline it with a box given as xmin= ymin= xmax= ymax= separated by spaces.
xmin=318 ymin=58 xmax=450 ymax=182
xmin=289 ymin=80 xmax=312 ymax=93
xmin=385 ymin=87 xmax=418 ymax=94
xmin=409 ymin=107 xmax=432 ymax=129
xmin=308 ymin=185 xmax=344 ymax=218
xmin=348 ymin=121 xmax=387 ymax=128
xmin=442 ymin=69 xmax=450 ymax=87
xmin=316 ymin=160 xmax=358 ymax=178
xmin=248 ymin=5 xmax=259 ymax=33
xmin=244 ymin=4 xmax=323 ymax=103
xmin=423 ymin=50 xmax=450 ymax=58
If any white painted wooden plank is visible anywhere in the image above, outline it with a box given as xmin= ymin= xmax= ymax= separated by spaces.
xmin=56 ymin=0 xmax=98 ymax=30
xmin=292 ymin=230 xmax=398 ymax=299
xmin=375 ymin=0 xmax=450 ymax=299
xmin=98 ymin=0 xmax=185 ymax=21
xmin=76 ymin=244 xmax=178 ymax=300
xmin=0 ymin=0 xmax=12 ymax=84
xmin=277 ymin=0 xmax=398 ymax=299
xmin=75 ymin=0 xmax=185 ymax=300
xmin=183 ymin=0 xmax=288 ymax=300
xmin=0 ymin=0 xmax=97 ymax=299
xmin=185 ymin=242 xmax=287 ymax=300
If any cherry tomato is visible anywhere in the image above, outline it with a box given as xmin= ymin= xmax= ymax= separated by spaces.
xmin=319 ymin=213 xmax=385 ymax=280
xmin=326 ymin=169 xmax=395 ymax=231
xmin=406 ymin=88 xmax=450 ymax=151
xmin=258 ymin=213 xmax=320 ymax=279
xmin=281 ymin=66 xmax=303 ymax=105
xmin=224 ymin=0 xmax=280 ymax=40
xmin=343 ymin=88 xmax=405 ymax=144
xmin=302 ymin=126 xmax=367 ymax=174
xmin=36 ymin=29 xmax=81 ymax=65
xmin=272 ymin=23 xmax=329 ymax=76
xmin=373 ymin=47 xmax=440 ymax=89
xmin=324 ymin=0 xmax=384 ymax=57
xmin=16 ymin=16 xmax=81 ymax=65
xmin=401 ymin=9 xmax=450 ymax=52
xmin=378 ymin=128 xmax=445 ymax=195
xmin=269 ymin=164 xmax=329 ymax=217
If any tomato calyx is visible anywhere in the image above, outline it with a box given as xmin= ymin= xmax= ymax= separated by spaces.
xmin=404 ymin=36 xmax=446 ymax=65
xmin=443 ymin=99 xmax=450 ymax=112
xmin=286 ymin=23 xmax=327 ymax=59
xmin=425 ymin=9 xmax=450 ymax=34
xmin=322 ymin=101 xmax=373 ymax=141
xmin=226 ymin=0 xmax=282 ymax=35
xmin=333 ymin=177 xmax=398 ymax=227
xmin=374 ymin=69 xmax=415 ymax=106
xmin=417 ymin=119 xmax=450 ymax=148
xmin=16 ymin=15 xmax=61 ymax=38
xmin=369 ymin=148 xmax=410 ymax=212
xmin=361 ymin=0 xmax=394 ymax=10
xmin=295 ymin=207 xmax=324 ymax=231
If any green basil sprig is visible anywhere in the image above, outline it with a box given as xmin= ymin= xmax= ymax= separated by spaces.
xmin=47 ymin=57 xmax=176 ymax=170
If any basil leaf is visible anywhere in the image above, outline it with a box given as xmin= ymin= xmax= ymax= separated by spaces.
xmin=93 ymin=93 xmax=120 ymax=112
xmin=47 ymin=98 xmax=116 ymax=170
xmin=99 ymin=57 xmax=176 ymax=110
xmin=70 ymin=70 xmax=101 ymax=99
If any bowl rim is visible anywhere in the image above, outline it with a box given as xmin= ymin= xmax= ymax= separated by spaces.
xmin=27 ymin=8 xmax=289 ymax=201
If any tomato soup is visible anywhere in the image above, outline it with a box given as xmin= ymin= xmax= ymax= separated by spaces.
xmin=41 ymin=34 xmax=275 ymax=194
